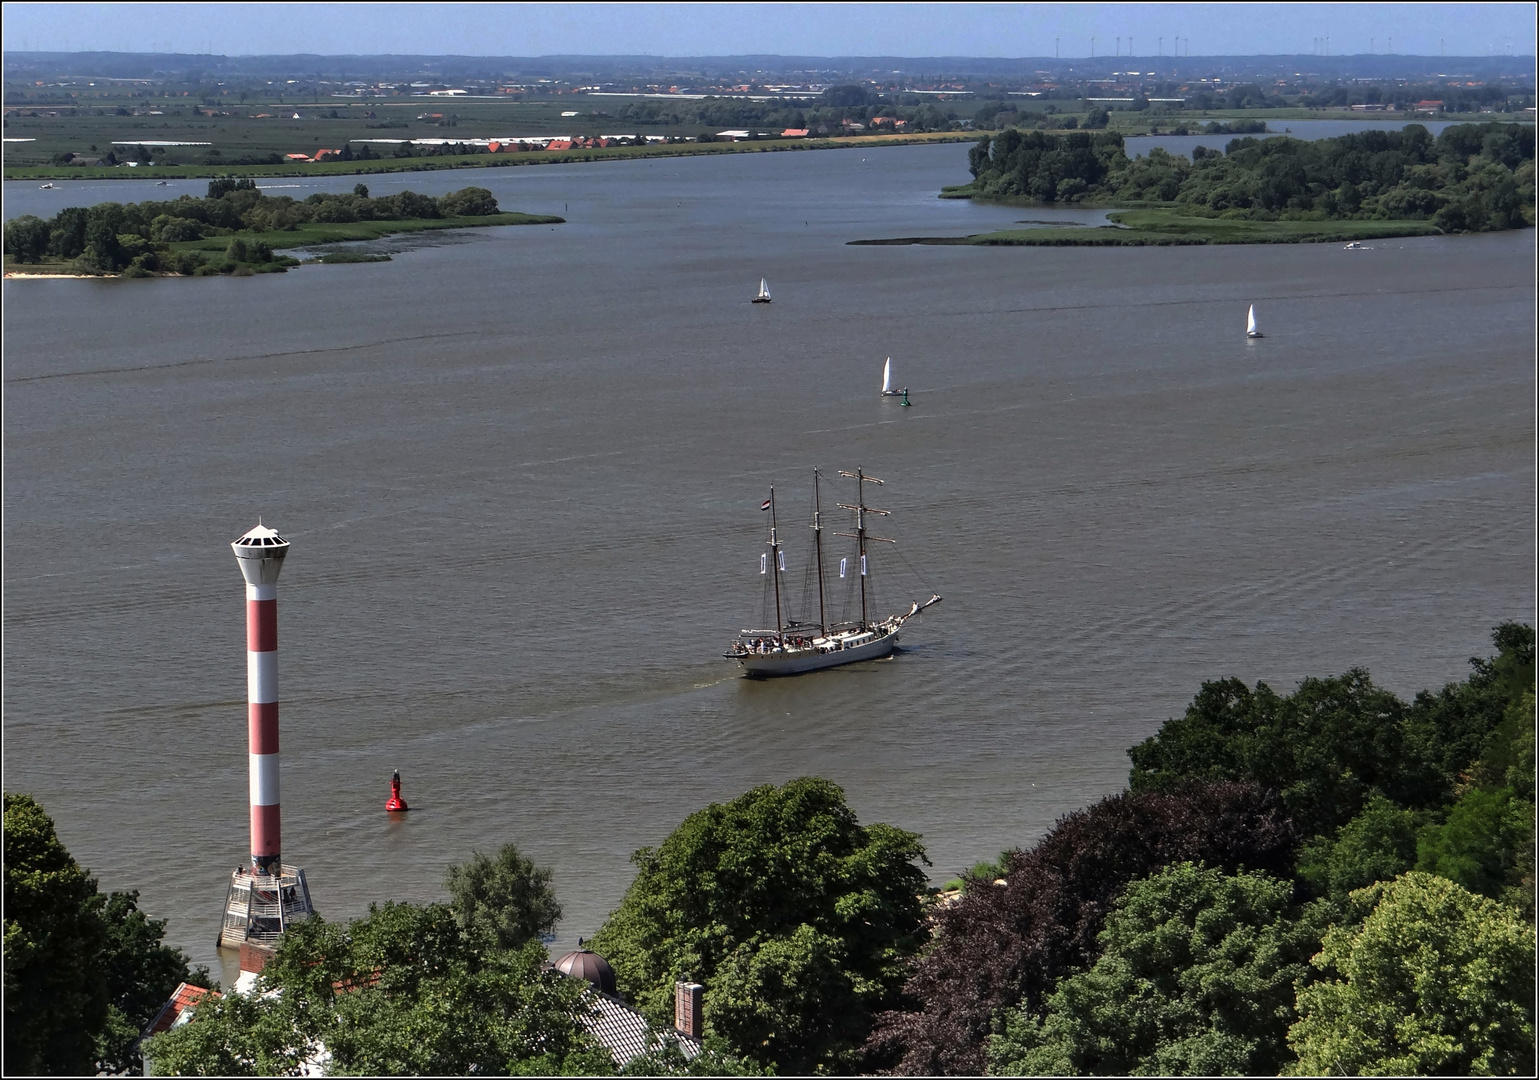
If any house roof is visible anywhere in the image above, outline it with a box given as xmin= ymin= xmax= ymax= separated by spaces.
xmin=140 ymin=982 xmax=218 ymax=1041
xmin=579 ymin=989 xmax=701 ymax=1067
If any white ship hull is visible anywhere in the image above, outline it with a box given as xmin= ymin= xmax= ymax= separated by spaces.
xmin=734 ymin=629 xmax=898 ymax=676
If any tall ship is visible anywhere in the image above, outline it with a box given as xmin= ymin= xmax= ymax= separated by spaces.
xmin=726 ymin=469 xmax=941 ymax=676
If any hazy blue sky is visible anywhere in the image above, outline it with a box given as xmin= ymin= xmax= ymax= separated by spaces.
xmin=4 ymin=2 xmax=1535 ymax=59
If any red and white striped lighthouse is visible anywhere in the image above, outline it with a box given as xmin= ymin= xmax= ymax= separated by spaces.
xmin=232 ymin=524 xmax=288 ymax=875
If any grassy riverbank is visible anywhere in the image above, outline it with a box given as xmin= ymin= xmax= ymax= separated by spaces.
xmin=167 ymin=210 xmax=561 ymax=253
xmin=5 ymin=132 xmax=975 ymax=183
xmin=850 ymin=208 xmax=1445 ymax=247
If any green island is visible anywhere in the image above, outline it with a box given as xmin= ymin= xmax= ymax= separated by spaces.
xmin=853 ymin=121 xmax=1535 ymax=246
xmin=2 ymin=179 xmax=562 ymax=277
xmin=7 ymin=625 xmax=1533 ymax=1075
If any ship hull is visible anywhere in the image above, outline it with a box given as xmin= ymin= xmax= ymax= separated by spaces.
xmin=734 ymin=630 xmax=897 ymax=677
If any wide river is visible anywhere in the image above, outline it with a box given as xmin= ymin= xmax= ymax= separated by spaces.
xmin=3 ymin=142 xmax=1534 ymax=981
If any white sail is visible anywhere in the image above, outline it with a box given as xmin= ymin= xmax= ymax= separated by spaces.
xmin=882 ymin=357 xmax=892 ymax=394
xmin=1247 ymin=304 xmax=1258 ymax=335
xmin=758 ymin=278 xmax=771 ymax=300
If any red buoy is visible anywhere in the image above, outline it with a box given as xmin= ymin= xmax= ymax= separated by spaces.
xmin=385 ymin=770 xmax=409 ymax=812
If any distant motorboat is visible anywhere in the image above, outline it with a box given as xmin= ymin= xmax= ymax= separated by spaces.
xmin=1246 ymin=303 xmax=1264 ymax=339
xmin=156 ymin=180 xmax=169 ymax=186
xmin=1343 ymin=241 xmax=1363 ymax=250
xmin=753 ymin=277 xmax=772 ymax=303
xmin=880 ymin=357 xmax=907 ymax=397
xmin=38 ymin=182 xmax=55 ymax=189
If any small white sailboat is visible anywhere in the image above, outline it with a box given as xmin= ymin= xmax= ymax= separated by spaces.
xmin=752 ymin=277 xmax=772 ymax=304
xmin=880 ymin=357 xmax=907 ymax=397
xmin=1246 ymin=303 xmax=1263 ymax=339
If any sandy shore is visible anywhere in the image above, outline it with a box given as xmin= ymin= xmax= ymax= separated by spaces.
xmin=3 ymin=271 xmax=106 ymax=279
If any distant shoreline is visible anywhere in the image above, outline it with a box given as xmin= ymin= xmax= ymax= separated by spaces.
xmin=3 ymin=133 xmax=977 ymax=183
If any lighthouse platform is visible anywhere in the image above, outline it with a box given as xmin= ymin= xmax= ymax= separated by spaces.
xmin=217 ymin=864 xmax=316 ymax=950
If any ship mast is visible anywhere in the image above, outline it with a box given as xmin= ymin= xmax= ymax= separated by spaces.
xmin=812 ymin=469 xmax=827 ymax=636
xmin=769 ymin=486 xmax=784 ymax=641
xmin=837 ymin=468 xmax=893 ymax=631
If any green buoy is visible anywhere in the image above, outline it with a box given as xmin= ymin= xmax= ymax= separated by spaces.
xmin=901 ymin=389 xmax=912 ymax=406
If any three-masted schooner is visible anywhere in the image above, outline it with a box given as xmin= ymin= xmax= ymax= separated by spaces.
xmin=725 ymin=469 xmax=941 ymax=676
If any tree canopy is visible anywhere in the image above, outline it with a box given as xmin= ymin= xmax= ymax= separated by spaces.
xmin=961 ymin=122 xmax=1536 ymax=232
xmin=865 ymin=781 xmax=1297 ymax=1076
xmin=587 ymin=777 xmax=931 ymax=1075
xmin=445 ymin=842 xmax=563 ymax=951
xmin=1 ymin=182 xmax=504 ymax=274
xmin=3 ymin=792 xmax=202 ymax=1075
xmin=989 ymin=862 xmax=1328 ymax=1077
xmin=146 ymin=902 xmax=615 ymax=1076
xmin=1287 ymin=873 xmax=1535 ymax=1076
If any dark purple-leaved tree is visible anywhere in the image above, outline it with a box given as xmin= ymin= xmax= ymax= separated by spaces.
xmin=863 ymin=781 xmax=1298 ymax=1076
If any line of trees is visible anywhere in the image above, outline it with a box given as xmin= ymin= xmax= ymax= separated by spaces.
xmin=962 ymin=121 xmax=1537 ymax=231
xmin=2 ymin=180 xmax=502 ymax=275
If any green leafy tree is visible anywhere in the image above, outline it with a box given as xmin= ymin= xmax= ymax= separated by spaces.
xmin=147 ymin=902 xmax=615 ymax=1076
xmin=3 ymin=793 xmax=200 ymax=1075
xmin=866 ymin=782 xmax=1296 ymax=1076
xmin=1416 ymin=786 xmax=1533 ymax=904
xmin=439 ymin=185 xmax=500 ymax=216
xmin=588 ymin=778 xmax=930 ymax=1074
xmin=3 ymin=214 xmax=51 ymax=263
xmin=94 ymin=890 xmax=211 ymax=1073
xmin=3 ymin=793 xmax=109 ymax=1075
xmin=1287 ymin=873 xmax=1535 ymax=1076
xmin=1128 ymin=669 xmax=1410 ymax=838
xmin=989 ymin=863 xmax=1326 ymax=1077
xmin=445 ymin=842 xmax=563 ymax=950
xmin=1296 ymin=795 xmax=1421 ymax=903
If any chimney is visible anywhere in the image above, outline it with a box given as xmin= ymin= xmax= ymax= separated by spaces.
xmin=239 ymin=941 xmax=274 ymax=975
xmin=674 ymin=980 xmax=704 ymax=1040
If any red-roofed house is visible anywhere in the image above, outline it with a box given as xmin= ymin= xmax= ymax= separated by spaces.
xmin=781 ymin=128 xmax=810 ymax=137
xmin=313 ymin=148 xmax=342 ymax=160
xmin=547 ymin=139 xmax=574 ymax=150
xmin=139 ymin=982 xmax=219 ymax=1072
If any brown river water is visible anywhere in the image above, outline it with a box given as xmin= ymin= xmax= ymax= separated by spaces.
xmin=3 ymin=143 xmax=1534 ymax=979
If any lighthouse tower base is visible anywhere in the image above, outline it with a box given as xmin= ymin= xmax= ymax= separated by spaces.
xmin=217 ymin=865 xmax=316 ymax=950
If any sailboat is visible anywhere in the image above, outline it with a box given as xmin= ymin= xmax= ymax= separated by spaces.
xmin=725 ymin=469 xmax=941 ymax=677
xmin=1246 ymin=303 xmax=1264 ymax=339
xmin=753 ymin=278 xmax=772 ymax=304
xmin=880 ymin=357 xmax=907 ymax=397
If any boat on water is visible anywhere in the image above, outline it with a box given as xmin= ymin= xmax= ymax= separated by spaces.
xmin=38 ymin=182 xmax=56 ymax=190
xmin=752 ymin=278 xmax=772 ymax=304
xmin=725 ymin=468 xmax=941 ymax=677
xmin=1343 ymin=241 xmax=1363 ymax=250
xmin=1246 ymin=303 xmax=1264 ymax=339
xmin=880 ymin=357 xmax=907 ymax=397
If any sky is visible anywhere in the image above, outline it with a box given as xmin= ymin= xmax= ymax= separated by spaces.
xmin=2 ymin=2 xmax=1535 ymax=59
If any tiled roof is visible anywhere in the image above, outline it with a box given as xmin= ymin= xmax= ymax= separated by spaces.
xmin=579 ymin=990 xmax=702 ymax=1067
xmin=140 ymin=982 xmax=218 ymax=1040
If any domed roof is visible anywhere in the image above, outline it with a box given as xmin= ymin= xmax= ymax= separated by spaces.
xmin=553 ymin=949 xmax=617 ymax=996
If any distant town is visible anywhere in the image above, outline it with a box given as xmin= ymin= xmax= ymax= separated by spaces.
xmin=3 ymin=51 xmax=1534 ymax=171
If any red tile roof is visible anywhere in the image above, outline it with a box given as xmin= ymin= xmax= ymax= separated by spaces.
xmin=141 ymin=982 xmax=218 ymax=1040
